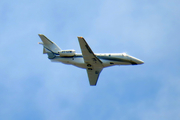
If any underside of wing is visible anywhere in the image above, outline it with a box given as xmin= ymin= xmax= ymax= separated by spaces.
xmin=86 ymin=67 xmax=103 ymax=86
xmin=78 ymin=37 xmax=104 ymax=85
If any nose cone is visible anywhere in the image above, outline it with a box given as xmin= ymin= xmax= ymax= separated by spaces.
xmin=129 ymin=56 xmax=144 ymax=65
xmin=136 ymin=59 xmax=144 ymax=64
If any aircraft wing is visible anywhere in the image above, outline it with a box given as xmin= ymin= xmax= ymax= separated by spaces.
xmin=78 ymin=37 xmax=103 ymax=85
xmin=86 ymin=67 xmax=103 ymax=85
xmin=78 ymin=37 xmax=103 ymax=66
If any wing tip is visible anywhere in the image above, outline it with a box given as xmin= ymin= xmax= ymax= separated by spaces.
xmin=77 ymin=36 xmax=84 ymax=39
xmin=38 ymin=34 xmax=44 ymax=36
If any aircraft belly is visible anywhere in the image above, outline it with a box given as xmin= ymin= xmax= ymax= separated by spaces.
xmin=72 ymin=58 xmax=86 ymax=68
xmin=100 ymin=59 xmax=131 ymax=67
xmin=51 ymin=57 xmax=86 ymax=68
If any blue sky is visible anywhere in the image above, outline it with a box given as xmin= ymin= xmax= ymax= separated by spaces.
xmin=0 ymin=0 xmax=180 ymax=120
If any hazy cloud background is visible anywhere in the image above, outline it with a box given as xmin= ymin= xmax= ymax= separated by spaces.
xmin=0 ymin=0 xmax=180 ymax=120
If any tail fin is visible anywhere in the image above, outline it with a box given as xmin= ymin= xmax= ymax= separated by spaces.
xmin=38 ymin=34 xmax=61 ymax=54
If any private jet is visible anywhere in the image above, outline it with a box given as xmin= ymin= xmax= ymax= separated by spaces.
xmin=38 ymin=34 xmax=144 ymax=86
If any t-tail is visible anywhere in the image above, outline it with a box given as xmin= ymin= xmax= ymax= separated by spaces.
xmin=38 ymin=34 xmax=61 ymax=59
xmin=38 ymin=34 xmax=76 ymax=59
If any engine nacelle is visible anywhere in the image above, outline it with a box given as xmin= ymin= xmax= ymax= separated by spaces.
xmin=59 ymin=50 xmax=75 ymax=57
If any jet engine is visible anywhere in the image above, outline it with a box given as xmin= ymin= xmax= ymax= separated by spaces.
xmin=59 ymin=50 xmax=75 ymax=57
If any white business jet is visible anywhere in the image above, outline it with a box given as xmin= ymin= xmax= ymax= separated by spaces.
xmin=38 ymin=34 xmax=144 ymax=86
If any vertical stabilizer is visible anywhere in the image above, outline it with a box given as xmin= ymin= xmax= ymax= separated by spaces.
xmin=38 ymin=34 xmax=61 ymax=54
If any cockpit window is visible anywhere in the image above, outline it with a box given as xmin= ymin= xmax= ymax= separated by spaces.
xmin=122 ymin=53 xmax=127 ymax=56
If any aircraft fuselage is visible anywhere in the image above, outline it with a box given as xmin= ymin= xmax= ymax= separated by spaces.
xmin=51 ymin=53 xmax=144 ymax=69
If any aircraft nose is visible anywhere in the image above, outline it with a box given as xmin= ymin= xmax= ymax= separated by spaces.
xmin=130 ymin=56 xmax=144 ymax=65
xmin=137 ymin=59 xmax=144 ymax=64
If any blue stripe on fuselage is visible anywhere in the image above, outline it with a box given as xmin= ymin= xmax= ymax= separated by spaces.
xmin=51 ymin=54 xmax=137 ymax=65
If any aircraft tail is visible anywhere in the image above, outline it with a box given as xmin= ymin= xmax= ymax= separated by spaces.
xmin=38 ymin=34 xmax=61 ymax=58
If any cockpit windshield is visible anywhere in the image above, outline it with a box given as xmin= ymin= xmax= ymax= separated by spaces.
xmin=122 ymin=53 xmax=127 ymax=56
